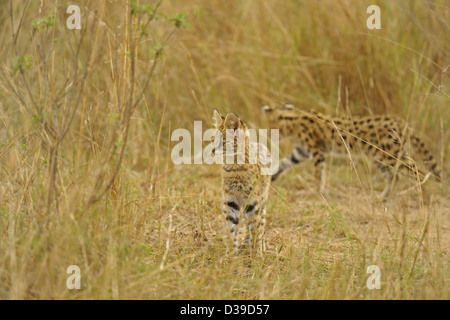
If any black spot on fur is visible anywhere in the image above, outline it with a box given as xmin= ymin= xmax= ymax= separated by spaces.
xmin=227 ymin=201 xmax=240 ymax=211
xmin=245 ymin=204 xmax=255 ymax=213
xmin=290 ymin=154 xmax=300 ymax=164
xmin=279 ymin=116 xmax=299 ymax=121
xmin=226 ymin=215 xmax=239 ymax=225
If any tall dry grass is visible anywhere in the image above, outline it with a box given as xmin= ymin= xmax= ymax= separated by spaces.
xmin=0 ymin=0 xmax=448 ymax=299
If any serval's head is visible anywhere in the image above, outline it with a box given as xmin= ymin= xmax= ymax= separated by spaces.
xmin=261 ymin=104 xmax=299 ymax=129
xmin=212 ymin=109 xmax=248 ymax=157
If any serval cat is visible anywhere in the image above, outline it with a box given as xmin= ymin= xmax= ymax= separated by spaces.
xmin=263 ymin=104 xmax=441 ymax=198
xmin=212 ymin=109 xmax=271 ymax=254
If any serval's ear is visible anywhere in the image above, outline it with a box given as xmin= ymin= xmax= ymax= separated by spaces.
xmin=224 ymin=113 xmax=241 ymax=130
xmin=212 ymin=109 xmax=224 ymax=128
xmin=262 ymin=105 xmax=273 ymax=113
xmin=283 ymin=104 xmax=294 ymax=109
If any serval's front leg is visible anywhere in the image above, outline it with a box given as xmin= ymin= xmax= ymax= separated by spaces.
xmin=256 ymin=206 xmax=267 ymax=255
xmin=272 ymin=143 xmax=311 ymax=181
xmin=224 ymin=199 xmax=240 ymax=253
xmin=243 ymin=201 xmax=258 ymax=253
xmin=244 ymin=201 xmax=267 ymax=255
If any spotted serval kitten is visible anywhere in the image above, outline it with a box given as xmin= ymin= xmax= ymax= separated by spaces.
xmin=263 ymin=104 xmax=441 ymax=198
xmin=212 ymin=110 xmax=271 ymax=253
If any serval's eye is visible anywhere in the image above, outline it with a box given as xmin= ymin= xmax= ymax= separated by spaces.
xmin=217 ymin=139 xmax=223 ymax=150
xmin=212 ymin=139 xmax=223 ymax=155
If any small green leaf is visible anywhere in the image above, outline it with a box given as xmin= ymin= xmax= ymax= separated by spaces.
xmin=130 ymin=1 xmax=153 ymax=16
xmin=170 ymin=12 xmax=189 ymax=29
xmin=32 ymin=16 xmax=55 ymax=32
xmin=13 ymin=56 xmax=34 ymax=73
xmin=115 ymin=140 xmax=124 ymax=149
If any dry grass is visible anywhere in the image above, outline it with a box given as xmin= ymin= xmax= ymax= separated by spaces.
xmin=0 ymin=0 xmax=449 ymax=299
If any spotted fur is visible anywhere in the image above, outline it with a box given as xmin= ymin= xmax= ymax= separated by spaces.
xmin=213 ymin=110 xmax=271 ymax=253
xmin=263 ymin=104 xmax=441 ymax=197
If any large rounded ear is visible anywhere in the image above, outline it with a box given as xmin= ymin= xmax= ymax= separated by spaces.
xmin=212 ymin=109 xmax=224 ymax=128
xmin=224 ymin=113 xmax=241 ymax=130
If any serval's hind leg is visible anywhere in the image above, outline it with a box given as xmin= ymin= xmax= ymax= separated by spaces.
xmin=375 ymin=162 xmax=394 ymax=199
xmin=375 ymin=149 xmax=419 ymax=199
